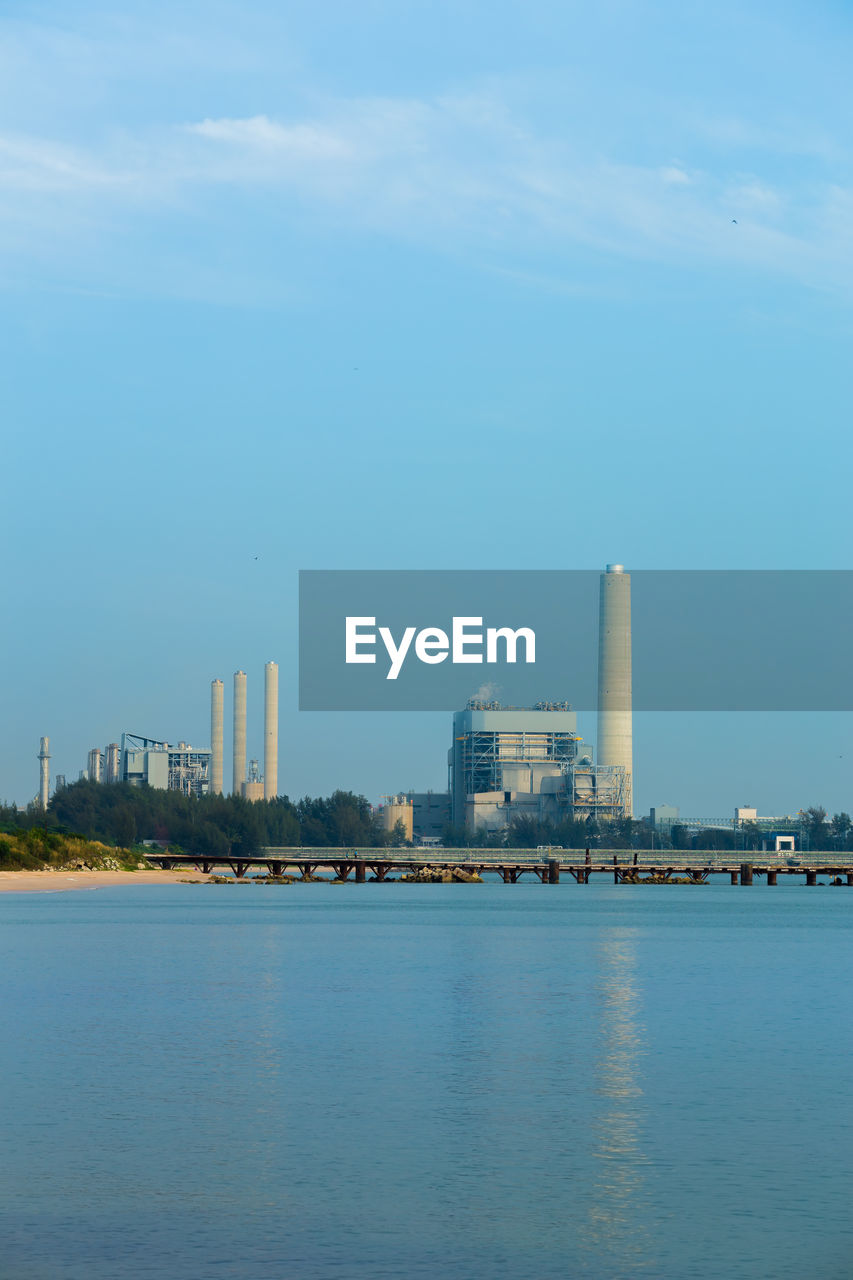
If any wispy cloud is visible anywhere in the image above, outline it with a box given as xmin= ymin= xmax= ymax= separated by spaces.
xmin=0 ymin=133 xmax=126 ymax=191
xmin=0 ymin=87 xmax=851 ymax=296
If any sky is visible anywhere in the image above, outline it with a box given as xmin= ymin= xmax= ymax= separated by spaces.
xmin=2 ymin=0 xmax=851 ymax=816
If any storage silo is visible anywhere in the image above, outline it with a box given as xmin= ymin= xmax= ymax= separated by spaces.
xmin=382 ymin=795 xmax=414 ymax=842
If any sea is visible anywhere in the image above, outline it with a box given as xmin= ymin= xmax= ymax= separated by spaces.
xmin=1 ymin=881 xmax=851 ymax=1279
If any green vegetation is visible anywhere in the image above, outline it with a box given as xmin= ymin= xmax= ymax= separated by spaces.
xmin=1 ymin=780 xmax=385 ymax=857
xmin=0 ymin=826 xmax=146 ymax=871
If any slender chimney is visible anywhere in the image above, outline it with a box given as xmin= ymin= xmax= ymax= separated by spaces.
xmin=211 ymin=679 xmax=224 ymax=795
xmin=233 ymin=671 xmax=247 ymax=795
xmin=105 ymin=743 xmax=120 ymax=784
xmin=264 ymin=661 xmax=278 ymax=801
xmin=87 ymin=747 xmax=102 ymax=783
xmin=597 ymin=564 xmax=633 ymax=816
xmin=38 ymin=736 xmax=50 ymax=810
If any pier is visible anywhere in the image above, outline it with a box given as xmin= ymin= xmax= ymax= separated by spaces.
xmin=142 ymin=847 xmax=853 ymax=884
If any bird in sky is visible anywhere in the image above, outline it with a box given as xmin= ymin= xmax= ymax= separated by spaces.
xmin=731 ymin=219 xmax=738 ymax=224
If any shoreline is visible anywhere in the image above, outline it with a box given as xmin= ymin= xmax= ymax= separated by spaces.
xmin=0 ymin=869 xmax=215 ymax=893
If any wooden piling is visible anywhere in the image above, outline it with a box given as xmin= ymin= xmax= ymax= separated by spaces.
xmin=767 ymin=869 xmax=777 ymax=885
xmin=355 ymin=860 xmax=366 ymax=883
xmin=740 ymin=863 xmax=753 ymax=885
xmin=548 ymin=859 xmax=560 ymax=884
xmin=806 ymin=870 xmax=817 ymax=886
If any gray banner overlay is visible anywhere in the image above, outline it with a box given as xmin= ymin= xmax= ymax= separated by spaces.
xmin=298 ymin=570 xmax=853 ymax=711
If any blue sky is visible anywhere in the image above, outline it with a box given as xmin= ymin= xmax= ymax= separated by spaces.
xmin=2 ymin=0 xmax=851 ymax=815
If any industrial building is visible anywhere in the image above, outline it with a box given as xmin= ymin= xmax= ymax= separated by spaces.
xmin=68 ymin=659 xmax=280 ymax=806
xmin=648 ymin=805 xmax=804 ymax=850
xmin=243 ymin=759 xmax=264 ymax=801
xmin=410 ymin=792 xmax=452 ymax=840
xmin=449 ymin=700 xmax=627 ymax=834
xmin=374 ymin=792 xmax=452 ymax=843
xmin=121 ymin=733 xmax=211 ymax=798
xmin=380 ymin=565 xmax=634 ymax=839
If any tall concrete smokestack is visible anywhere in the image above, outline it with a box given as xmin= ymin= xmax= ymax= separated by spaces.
xmin=233 ymin=671 xmax=247 ymax=795
xmin=105 ymin=743 xmax=120 ymax=784
xmin=87 ymin=747 xmax=102 ymax=784
xmin=597 ymin=564 xmax=632 ymax=816
xmin=38 ymin=736 xmax=50 ymax=810
xmin=264 ymin=661 xmax=278 ymax=801
xmin=211 ymin=678 xmax=224 ymax=795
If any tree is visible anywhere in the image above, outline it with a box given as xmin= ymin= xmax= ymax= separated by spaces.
xmin=830 ymin=812 xmax=852 ymax=851
xmin=802 ymin=806 xmax=829 ymax=851
xmin=389 ymin=818 xmax=409 ymax=847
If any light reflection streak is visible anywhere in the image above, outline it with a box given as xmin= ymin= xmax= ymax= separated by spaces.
xmin=584 ymin=928 xmax=655 ymax=1272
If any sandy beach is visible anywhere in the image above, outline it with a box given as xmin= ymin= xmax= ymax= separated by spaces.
xmin=0 ymin=869 xmax=214 ymax=893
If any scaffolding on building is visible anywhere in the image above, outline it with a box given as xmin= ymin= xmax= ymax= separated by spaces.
xmin=121 ymin=733 xmax=211 ymax=799
xmin=562 ymin=761 xmax=628 ymax=821
xmin=458 ymin=728 xmax=581 ymax=798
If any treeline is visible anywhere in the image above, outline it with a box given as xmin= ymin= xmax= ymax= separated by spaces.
xmin=2 ymin=784 xmax=851 ymax=855
xmin=0 ymin=780 xmax=388 ymax=856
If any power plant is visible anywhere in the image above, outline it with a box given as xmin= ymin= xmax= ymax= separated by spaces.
xmin=448 ymin=699 xmax=627 ymax=835
xmin=411 ymin=564 xmax=633 ymax=838
xmin=33 ymin=660 xmax=281 ymax=806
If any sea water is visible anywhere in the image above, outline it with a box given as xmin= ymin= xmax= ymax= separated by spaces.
xmin=1 ymin=882 xmax=851 ymax=1279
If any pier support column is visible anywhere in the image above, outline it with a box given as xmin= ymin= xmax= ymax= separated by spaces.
xmin=740 ymin=863 xmax=753 ymax=885
xmin=767 ymin=869 xmax=777 ymax=885
xmin=613 ymin=855 xmax=619 ymax=884
xmin=548 ymin=860 xmax=560 ymax=884
xmin=730 ymin=870 xmax=739 ymax=885
xmin=806 ymin=870 xmax=817 ymax=886
xmin=355 ymin=860 xmax=366 ymax=883
xmin=847 ymin=873 xmax=853 ymax=887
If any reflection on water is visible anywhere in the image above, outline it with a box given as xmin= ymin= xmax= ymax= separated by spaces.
xmin=585 ymin=928 xmax=653 ymax=1272
xmin=2 ymin=887 xmax=853 ymax=1279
